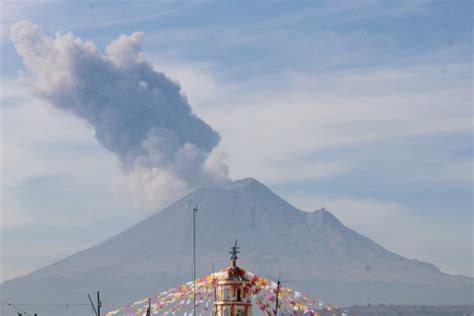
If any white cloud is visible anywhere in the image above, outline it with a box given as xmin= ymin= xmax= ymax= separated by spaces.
xmin=0 ymin=200 xmax=33 ymax=231
xmin=151 ymin=59 xmax=471 ymax=188
xmin=0 ymin=79 xmax=108 ymax=187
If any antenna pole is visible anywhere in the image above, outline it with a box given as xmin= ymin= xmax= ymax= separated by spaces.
xmin=274 ymin=280 xmax=280 ymax=316
xmin=193 ymin=205 xmax=198 ymax=316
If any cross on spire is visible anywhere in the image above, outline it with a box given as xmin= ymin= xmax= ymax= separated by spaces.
xmin=229 ymin=240 xmax=240 ymax=267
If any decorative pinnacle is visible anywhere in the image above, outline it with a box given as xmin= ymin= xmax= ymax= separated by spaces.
xmin=229 ymin=240 xmax=240 ymax=267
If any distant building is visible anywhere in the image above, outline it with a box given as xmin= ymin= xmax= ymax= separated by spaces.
xmin=213 ymin=241 xmax=253 ymax=316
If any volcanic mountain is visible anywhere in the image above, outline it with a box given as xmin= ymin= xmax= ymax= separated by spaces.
xmin=1 ymin=178 xmax=471 ymax=315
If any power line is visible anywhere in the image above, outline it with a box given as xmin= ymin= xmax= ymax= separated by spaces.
xmin=1 ymin=299 xmax=32 ymax=315
xmin=1 ymin=298 xmax=93 ymax=316
xmin=0 ymin=303 xmax=89 ymax=307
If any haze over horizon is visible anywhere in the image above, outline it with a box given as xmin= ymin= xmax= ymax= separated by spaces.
xmin=1 ymin=0 xmax=472 ymax=286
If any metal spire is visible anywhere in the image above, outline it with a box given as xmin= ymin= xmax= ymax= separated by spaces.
xmin=229 ymin=240 xmax=240 ymax=267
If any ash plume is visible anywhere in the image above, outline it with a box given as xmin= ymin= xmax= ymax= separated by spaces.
xmin=10 ymin=20 xmax=230 ymax=206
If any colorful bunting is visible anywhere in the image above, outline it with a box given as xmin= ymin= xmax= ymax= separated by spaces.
xmin=106 ymin=267 xmax=348 ymax=315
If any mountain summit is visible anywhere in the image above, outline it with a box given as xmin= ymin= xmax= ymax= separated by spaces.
xmin=1 ymin=178 xmax=471 ymax=314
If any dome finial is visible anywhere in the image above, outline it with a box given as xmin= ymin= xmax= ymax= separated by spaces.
xmin=229 ymin=240 xmax=240 ymax=267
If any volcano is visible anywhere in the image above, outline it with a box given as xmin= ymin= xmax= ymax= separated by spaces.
xmin=1 ymin=178 xmax=471 ymax=315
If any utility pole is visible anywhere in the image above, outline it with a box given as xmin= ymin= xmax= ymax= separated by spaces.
xmin=193 ymin=205 xmax=198 ymax=316
xmin=146 ymin=298 xmax=151 ymax=316
xmin=97 ymin=291 xmax=101 ymax=316
xmin=88 ymin=293 xmax=98 ymax=316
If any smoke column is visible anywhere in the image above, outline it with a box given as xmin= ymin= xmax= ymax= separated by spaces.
xmin=10 ymin=20 xmax=230 ymax=206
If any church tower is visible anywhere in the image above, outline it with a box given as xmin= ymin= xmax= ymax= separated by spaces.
xmin=213 ymin=241 xmax=253 ymax=316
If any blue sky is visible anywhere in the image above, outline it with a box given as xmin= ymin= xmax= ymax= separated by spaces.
xmin=1 ymin=0 xmax=472 ymax=281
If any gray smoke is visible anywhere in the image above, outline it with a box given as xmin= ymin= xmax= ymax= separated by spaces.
xmin=10 ymin=20 xmax=229 ymax=206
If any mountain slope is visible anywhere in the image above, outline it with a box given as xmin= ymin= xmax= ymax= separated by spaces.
xmin=1 ymin=178 xmax=472 ymax=315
